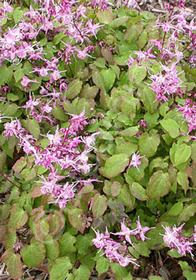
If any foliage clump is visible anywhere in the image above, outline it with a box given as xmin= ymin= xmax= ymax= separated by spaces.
xmin=0 ymin=0 xmax=196 ymax=279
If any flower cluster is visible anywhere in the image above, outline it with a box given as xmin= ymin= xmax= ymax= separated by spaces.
xmin=178 ymin=99 xmax=196 ymax=132
xmin=162 ymin=224 xmax=195 ymax=257
xmin=92 ymin=228 xmax=138 ymax=267
xmin=0 ymin=0 xmax=102 ymax=66
xmin=3 ymin=111 xmax=97 ymax=208
xmin=149 ymin=63 xmax=182 ymax=102
xmin=92 ymin=218 xmax=153 ymax=267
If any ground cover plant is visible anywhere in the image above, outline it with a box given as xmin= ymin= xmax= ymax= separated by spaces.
xmin=0 ymin=0 xmax=196 ymax=279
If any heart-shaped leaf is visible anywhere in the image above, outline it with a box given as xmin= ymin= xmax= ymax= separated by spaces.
xmin=99 ymin=153 xmax=129 ymax=178
xmin=21 ymin=239 xmax=45 ymax=268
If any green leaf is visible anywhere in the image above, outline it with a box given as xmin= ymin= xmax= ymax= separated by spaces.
xmin=119 ymin=127 xmax=139 ymax=137
xmin=8 ymin=205 xmax=28 ymax=229
xmin=80 ymin=85 xmax=99 ymax=99
xmin=53 ymin=32 xmax=65 ymax=44
xmin=68 ymin=208 xmax=86 ymax=234
xmin=129 ymin=182 xmax=148 ymax=201
xmin=45 ymin=236 xmax=59 ymax=261
xmin=110 ymin=262 xmax=129 ymax=279
xmin=177 ymin=204 xmax=196 ymax=224
xmin=125 ymin=24 xmax=142 ymax=43
xmin=160 ymin=119 xmax=180 ymax=138
xmin=167 ymin=202 xmax=183 ymax=216
xmin=66 ymin=79 xmax=82 ymax=100
xmin=110 ymin=16 xmax=129 ymax=27
xmin=12 ymin=157 xmax=27 ymax=173
xmin=0 ymin=151 xmax=6 ymax=172
xmin=48 ymin=211 xmax=65 ymax=237
xmin=99 ymin=153 xmax=129 ymax=178
xmin=133 ymin=66 xmax=147 ymax=83
xmin=137 ymin=30 xmax=148 ymax=49
xmin=183 ymin=271 xmax=196 ymax=280
xmin=147 ymin=171 xmax=170 ymax=199
xmin=21 ymin=239 xmax=45 ymax=268
xmin=21 ymin=167 xmax=37 ymax=182
xmin=73 ymin=265 xmax=90 ymax=280
xmin=76 ymin=234 xmax=93 ymax=256
xmin=0 ymin=65 xmax=12 ymax=85
xmin=13 ymin=7 xmax=23 ymax=24
xmin=101 ymin=69 xmax=116 ymax=92
xmin=117 ymin=184 xmax=135 ymax=210
xmin=14 ymin=68 xmax=24 ymax=82
xmin=1 ymin=103 xmax=18 ymax=117
xmin=134 ymin=242 xmax=150 ymax=257
xmin=146 ymin=225 xmax=165 ymax=250
xmin=177 ymin=171 xmax=189 ymax=193
xmin=174 ymin=143 xmax=191 ymax=166
xmin=58 ymin=232 xmax=76 ymax=256
xmin=138 ymin=84 xmax=158 ymax=113
xmin=92 ymin=71 xmax=105 ymax=90
xmin=92 ymin=194 xmax=107 ymax=218
xmin=25 ymin=119 xmax=40 ymax=140
xmin=139 ymin=134 xmax=160 ymax=157
xmin=96 ymin=257 xmax=110 ymax=276
xmin=52 ymin=106 xmax=67 ymax=121
xmin=97 ymin=10 xmax=113 ymax=24
xmin=121 ymin=96 xmax=140 ymax=120
xmin=49 ymin=257 xmax=72 ymax=280
xmin=4 ymin=230 xmax=17 ymax=250
xmin=34 ymin=219 xmax=49 ymax=242
xmin=2 ymin=249 xmax=23 ymax=279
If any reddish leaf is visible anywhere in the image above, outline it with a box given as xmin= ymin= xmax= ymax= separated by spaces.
xmin=2 ymin=249 xmax=23 ymax=279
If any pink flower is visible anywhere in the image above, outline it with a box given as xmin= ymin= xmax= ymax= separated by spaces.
xmin=21 ymin=76 xmax=38 ymax=89
xmin=130 ymin=217 xmax=153 ymax=241
xmin=112 ymin=220 xmax=135 ymax=246
xmin=128 ymin=152 xmax=144 ymax=170
xmin=162 ymin=224 xmax=194 ymax=257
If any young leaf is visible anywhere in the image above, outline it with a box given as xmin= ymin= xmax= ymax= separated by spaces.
xmin=174 ymin=143 xmax=191 ymax=166
xmin=66 ymin=79 xmax=83 ymax=100
xmin=160 ymin=119 xmax=180 ymax=138
xmin=45 ymin=236 xmax=59 ymax=261
xmin=2 ymin=249 xmax=23 ymax=279
xmin=129 ymin=182 xmax=148 ymax=201
xmin=8 ymin=205 xmax=28 ymax=229
xmin=58 ymin=232 xmax=77 ymax=256
xmin=99 ymin=153 xmax=129 ymax=178
xmin=147 ymin=171 xmax=170 ymax=199
xmin=96 ymin=257 xmax=110 ymax=276
xmin=21 ymin=239 xmax=45 ymax=268
xmin=49 ymin=257 xmax=72 ymax=280
xmin=139 ymin=134 xmax=160 ymax=157
xmin=48 ymin=211 xmax=65 ymax=237
xmin=0 ymin=151 xmax=6 ymax=172
xmin=68 ymin=208 xmax=86 ymax=233
xmin=73 ymin=265 xmax=90 ymax=280
xmin=92 ymin=194 xmax=107 ymax=218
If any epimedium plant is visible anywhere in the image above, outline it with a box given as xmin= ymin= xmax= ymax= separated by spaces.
xmin=0 ymin=0 xmax=196 ymax=279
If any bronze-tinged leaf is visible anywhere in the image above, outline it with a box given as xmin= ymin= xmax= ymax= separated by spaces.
xmin=68 ymin=208 xmax=86 ymax=234
xmin=129 ymin=182 xmax=148 ymax=201
xmin=8 ymin=204 xmax=28 ymax=229
xmin=2 ymin=249 xmax=23 ymax=279
xmin=92 ymin=194 xmax=107 ymax=218
xmin=48 ymin=211 xmax=65 ymax=237
xmin=0 ymin=151 xmax=7 ymax=172
xmin=12 ymin=157 xmax=27 ymax=173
